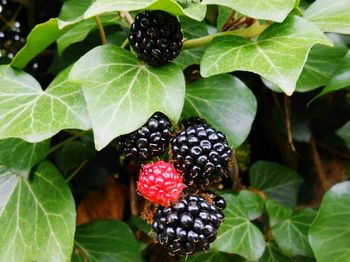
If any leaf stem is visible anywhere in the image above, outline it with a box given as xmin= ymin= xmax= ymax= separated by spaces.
xmin=94 ymin=16 xmax=107 ymax=45
xmin=121 ymin=38 xmax=129 ymax=48
xmin=119 ymin=11 xmax=134 ymax=25
xmin=284 ymin=95 xmax=296 ymax=152
xmin=182 ymin=21 xmax=270 ymax=50
xmin=48 ymin=132 xmax=84 ymax=154
xmin=66 ymin=160 xmax=89 ymax=183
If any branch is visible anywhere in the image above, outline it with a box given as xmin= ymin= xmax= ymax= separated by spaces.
xmin=94 ymin=16 xmax=107 ymax=45
xmin=182 ymin=21 xmax=270 ymax=50
xmin=284 ymin=95 xmax=296 ymax=152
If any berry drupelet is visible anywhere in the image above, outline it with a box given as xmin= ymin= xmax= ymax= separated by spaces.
xmin=171 ymin=118 xmax=233 ymax=186
xmin=117 ymin=112 xmax=172 ymax=160
xmin=137 ymin=161 xmax=184 ymax=207
xmin=152 ymin=194 xmax=226 ymax=256
xmin=128 ymin=10 xmax=183 ymax=66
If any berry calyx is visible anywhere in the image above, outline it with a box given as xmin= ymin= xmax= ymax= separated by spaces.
xmin=137 ymin=161 xmax=185 ymax=207
xmin=117 ymin=112 xmax=172 ymax=160
xmin=129 ymin=10 xmax=183 ymax=66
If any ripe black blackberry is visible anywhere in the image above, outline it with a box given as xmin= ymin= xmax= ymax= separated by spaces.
xmin=152 ymin=194 xmax=225 ymax=256
xmin=181 ymin=116 xmax=208 ymax=129
xmin=171 ymin=118 xmax=232 ymax=186
xmin=128 ymin=10 xmax=183 ymax=66
xmin=117 ymin=112 xmax=172 ymax=159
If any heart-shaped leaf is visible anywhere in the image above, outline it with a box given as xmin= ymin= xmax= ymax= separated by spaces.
xmin=72 ymin=220 xmax=142 ymax=262
xmin=0 ymin=66 xmax=90 ymax=143
xmin=304 ymin=0 xmax=350 ymax=34
xmin=0 ymin=161 xmax=76 ymax=261
xmin=182 ymin=75 xmax=257 ymax=147
xmin=0 ymin=138 xmax=49 ymax=179
xmin=309 ymin=181 xmax=350 ymax=262
xmin=258 ymin=243 xmax=294 ymax=262
xmin=200 ymin=16 xmax=332 ymax=95
xmin=272 ymin=208 xmax=317 ymax=257
xmin=201 ymin=0 xmax=295 ymax=22
xmin=69 ymin=45 xmax=185 ymax=150
xmin=249 ymin=161 xmax=303 ymax=207
xmin=266 ymin=200 xmax=293 ymax=227
xmin=237 ymin=190 xmax=265 ymax=220
xmin=211 ymin=194 xmax=265 ymax=261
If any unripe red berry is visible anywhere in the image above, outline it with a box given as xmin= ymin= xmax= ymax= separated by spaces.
xmin=137 ymin=161 xmax=184 ymax=207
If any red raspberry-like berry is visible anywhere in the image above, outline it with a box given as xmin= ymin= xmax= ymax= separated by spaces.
xmin=137 ymin=161 xmax=185 ymax=207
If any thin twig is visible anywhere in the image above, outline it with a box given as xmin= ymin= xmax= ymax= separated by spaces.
xmin=231 ymin=154 xmax=241 ymax=190
xmin=119 ymin=11 xmax=134 ymax=25
xmin=66 ymin=160 xmax=89 ymax=183
xmin=94 ymin=16 xmax=107 ymax=45
xmin=48 ymin=132 xmax=84 ymax=154
xmin=121 ymin=38 xmax=129 ymax=48
xmin=284 ymin=95 xmax=296 ymax=152
xmin=310 ymin=137 xmax=331 ymax=191
xmin=130 ymin=174 xmax=138 ymax=216
xmin=0 ymin=5 xmax=23 ymax=32
xmin=316 ymin=140 xmax=350 ymax=160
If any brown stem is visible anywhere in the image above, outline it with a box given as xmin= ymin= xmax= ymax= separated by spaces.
xmin=310 ymin=137 xmax=331 ymax=191
xmin=130 ymin=174 xmax=138 ymax=216
xmin=316 ymin=140 xmax=350 ymax=161
xmin=119 ymin=11 xmax=134 ymax=25
xmin=231 ymin=154 xmax=241 ymax=190
xmin=94 ymin=16 xmax=107 ymax=45
xmin=284 ymin=95 xmax=296 ymax=152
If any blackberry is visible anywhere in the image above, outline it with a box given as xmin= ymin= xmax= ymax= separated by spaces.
xmin=129 ymin=10 xmax=183 ymax=66
xmin=181 ymin=116 xmax=208 ymax=129
xmin=152 ymin=194 xmax=225 ymax=256
xmin=117 ymin=112 xmax=172 ymax=159
xmin=171 ymin=119 xmax=232 ymax=186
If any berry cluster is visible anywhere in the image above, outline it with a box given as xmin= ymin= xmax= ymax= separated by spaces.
xmin=117 ymin=113 xmax=232 ymax=256
xmin=129 ymin=10 xmax=183 ymax=66
xmin=152 ymin=194 xmax=226 ymax=256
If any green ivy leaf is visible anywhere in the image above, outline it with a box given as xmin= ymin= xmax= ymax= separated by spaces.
xmin=69 ymin=45 xmax=185 ymax=150
xmin=57 ymin=15 xmax=121 ymax=55
xmin=296 ymin=43 xmax=348 ymax=92
xmin=174 ymin=17 xmax=208 ymax=69
xmin=249 ymin=161 xmax=303 ymax=207
xmin=83 ymin=0 xmax=206 ymax=21
xmin=266 ymin=200 xmax=293 ymax=227
xmin=182 ymin=75 xmax=257 ymax=147
xmin=201 ymin=0 xmax=295 ymax=22
xmin=72 ymin=220 xmax=142 ymax=262
xmin=0 ymin=139 xmax=49 ymax=179
xmin=237 ymin=190 xmax=265 ymax=220
xmin=216 ymin=6 xmax=233 ymax=31
xmin=309 ymin=181 xmax=350 ymax=262
xmin=200 ymin=16 xmax=332 ymax=95
xmin=129 ymin=215 xmax=152 ymax=234
xmin=258 ymin=242 xmax=294 ymax=262
xmin=272 ymin=208 xmax=317 ymax=257
xmin=336 ymin=121 xmax=350 ymax=150
xmin=304 ymin=0 xmax=350 ymax=34
xmin=318 ymin=50 xmax=350 ymax=97
xmin=0 ymin=66 xmax=90 ymax=143
xmin=58 ymin=0 xmax=93 ymax=22
xmin=211 ymin=194 xmax=265 ymax=261
xmin=184 ymin=251 xmax=237 ymax=262
xmin=0 ymin=161 xmax=76 ymax=261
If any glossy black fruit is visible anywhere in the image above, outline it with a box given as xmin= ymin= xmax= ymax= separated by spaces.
xmin=128 ymin=10 xmax=183 ymax=66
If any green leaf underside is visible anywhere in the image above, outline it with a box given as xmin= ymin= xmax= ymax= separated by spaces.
xmin=272 ymin=208 xmax=317 ymax=257
xmin=72 ymin=220 xmax=142 ymax=262
xmin=69 ymin=45 xmax=185 ymax=150
xmin=0 ymin=66 xmax=90 ymax=143
xmin=200 ymin=16 xmax=332 ymax=95
xmin=83 ymin=0 xmax=206 ymax=21
xmin=0 ymin=139 xmax=50 ymax=179
xmin=319 ymin=50 xmax=350 ymax=96
xmin=304 ymin=0 xmax=350 ymax=34
xmin=201 ymin=0 xmax=295 ymax=22
xmin=182 ymin=75 xmax=257 ymax=148
xmin=309 ymin=181 xmax=350 ymax=262
xmin=296 ymin=43 xmax=348 ymax=92
xmin=258 ymin=243 xmax=294 ymax=262
xmin=237 ymin=190 xmax=264 ymax=220
xmin=336 ymin=121 xmax=350 ymax=149
xmin=0 ymin=161 xmax=76 ymax=261
xmin=249 ymin=161 xmax=303 ymax=207
xmin=212 ymin=194 xmax=265 ymax=261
